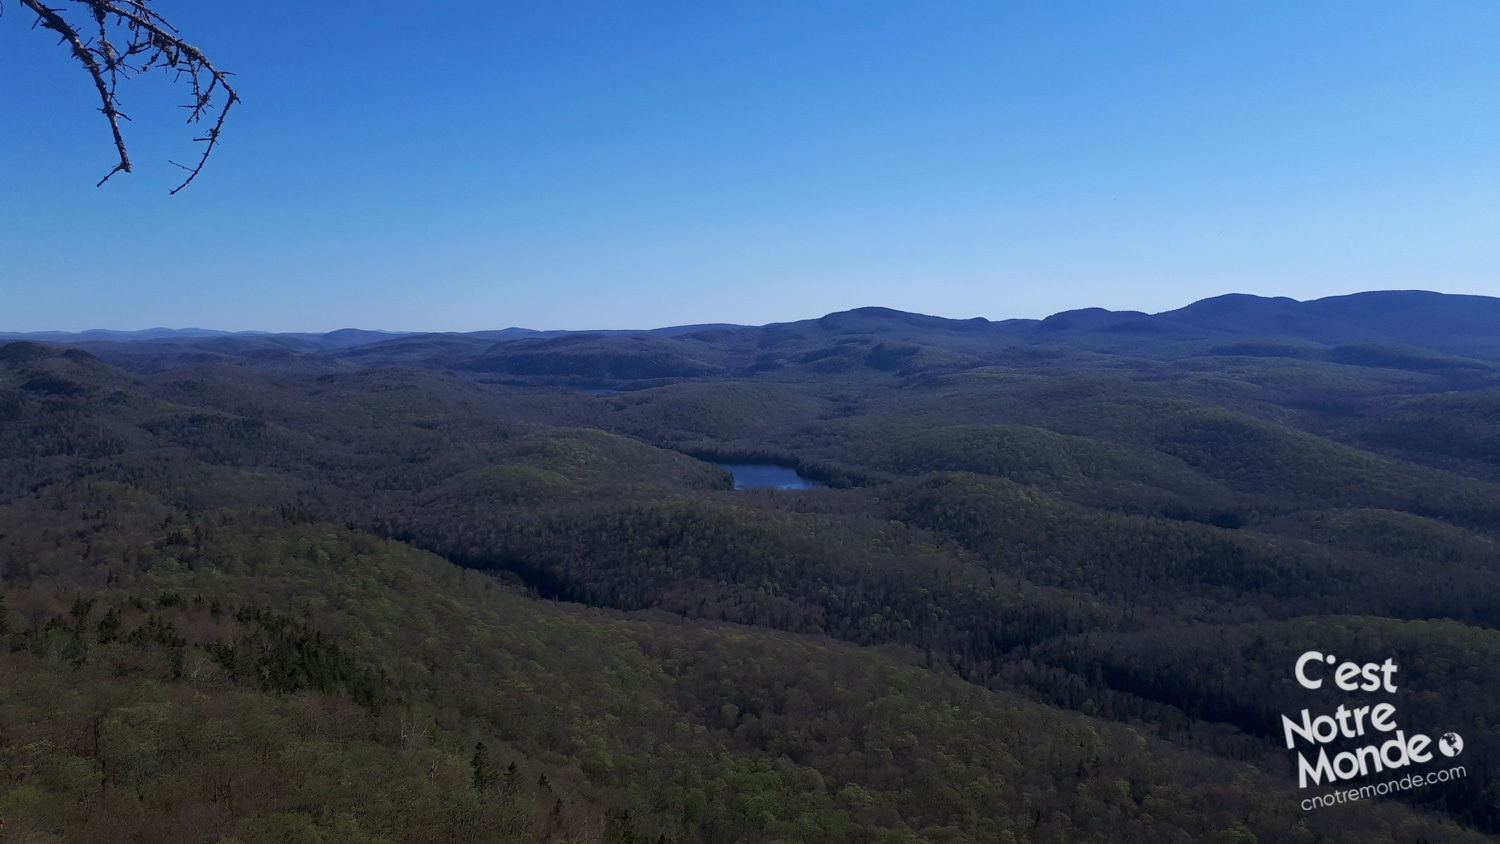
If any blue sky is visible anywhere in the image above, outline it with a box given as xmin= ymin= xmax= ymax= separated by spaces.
xmin=2 ymin=1 xmax=1496 ymax=331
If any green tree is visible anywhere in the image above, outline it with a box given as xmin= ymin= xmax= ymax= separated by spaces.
xmin=470 ymin=741 xmax=497 ymax=794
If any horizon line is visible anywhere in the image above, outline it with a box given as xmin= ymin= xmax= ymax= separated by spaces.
xmin=0 ymin=288 xmax=1472 ymax=336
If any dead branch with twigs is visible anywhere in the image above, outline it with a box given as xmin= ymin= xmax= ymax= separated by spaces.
xmin=14 ymin=0 xmax=238 ymax=193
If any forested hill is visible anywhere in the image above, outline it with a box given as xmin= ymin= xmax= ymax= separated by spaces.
xmin=8 ymin=290 xmax=1500 ymax=378
xmin=4 ymin=290 xmax=1500 ymax=842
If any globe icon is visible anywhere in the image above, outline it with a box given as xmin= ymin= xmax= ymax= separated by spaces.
xmin=1439 ymin=732 xmax=1464 ymax=757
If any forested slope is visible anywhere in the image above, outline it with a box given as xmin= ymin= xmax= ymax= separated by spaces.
xmin=4 ymin=292 xmax=1500 ymax=841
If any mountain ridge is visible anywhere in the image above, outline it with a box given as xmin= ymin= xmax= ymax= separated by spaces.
xmin=7 ymin=290 xmax=1494 ymax=380
xmin=1 ymin=289 xmax=1486 ymax=341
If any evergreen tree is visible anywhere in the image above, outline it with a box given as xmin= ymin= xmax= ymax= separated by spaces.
xmin=470 ymin=741 xmax=497 ymax=794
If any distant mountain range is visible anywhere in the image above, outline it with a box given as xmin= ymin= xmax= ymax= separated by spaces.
xmin=5 ymin=290 xmax=1499 ymax=381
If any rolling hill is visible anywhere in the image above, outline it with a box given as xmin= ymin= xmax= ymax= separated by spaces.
xmin=3 ymin=291 xmax=1499 ymax=842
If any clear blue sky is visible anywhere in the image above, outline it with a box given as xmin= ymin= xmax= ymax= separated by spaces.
xmin=2 ymin=1 xmax=1496 ymax=331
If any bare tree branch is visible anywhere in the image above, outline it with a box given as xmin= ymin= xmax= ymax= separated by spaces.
xmin=14 ymin=0 xmax=238 ymax=193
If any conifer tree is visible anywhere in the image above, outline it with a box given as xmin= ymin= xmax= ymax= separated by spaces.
xmin=470 ymin=741 xmax=497 ymax=794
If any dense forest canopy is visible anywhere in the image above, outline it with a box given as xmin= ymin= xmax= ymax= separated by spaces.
xmin=3 ymin=291 xmax=1500 ymax=842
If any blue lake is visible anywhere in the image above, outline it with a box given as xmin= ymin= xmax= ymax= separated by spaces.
xmin=716 ymin=463 xmax=824 ymax=490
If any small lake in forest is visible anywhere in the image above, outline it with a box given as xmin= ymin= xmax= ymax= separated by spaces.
xmin=716 ymin=464 xmax=824 ymax=490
